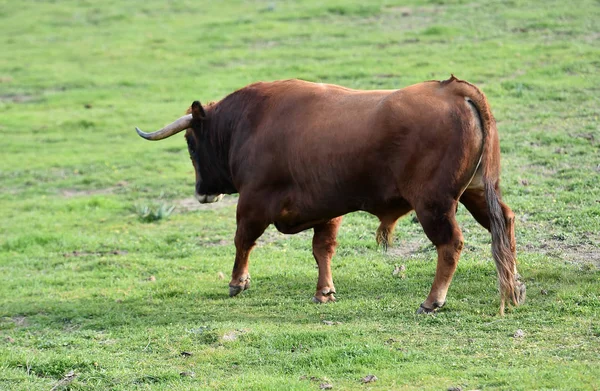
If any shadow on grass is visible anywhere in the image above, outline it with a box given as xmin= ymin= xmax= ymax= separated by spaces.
xmin=2 ymin=256 xmax=597 ymax=335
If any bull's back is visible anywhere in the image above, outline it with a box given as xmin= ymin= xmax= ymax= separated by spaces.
xmin=264 ymin=82 xmax=396 ymax=197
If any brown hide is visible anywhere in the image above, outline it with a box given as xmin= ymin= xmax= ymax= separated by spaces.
xmin=155 ymin=76 xmax=524 ymax=314
xmin=226 ymin=79 xmax=483 ymax=229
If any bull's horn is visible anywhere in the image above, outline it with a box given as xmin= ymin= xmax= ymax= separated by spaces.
xmin=135 ymin=114 xmax=193 ymax=141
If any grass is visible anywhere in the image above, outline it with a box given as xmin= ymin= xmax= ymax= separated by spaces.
xmin=1 ymin=0 xmax=599 ymax=389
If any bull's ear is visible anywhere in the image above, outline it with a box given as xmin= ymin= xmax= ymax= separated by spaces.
xmin=191 ymin=100 xmax=206 ymax=120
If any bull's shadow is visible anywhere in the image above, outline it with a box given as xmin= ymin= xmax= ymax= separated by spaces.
xmin=3 ymin=250 xmax=521 ymax=335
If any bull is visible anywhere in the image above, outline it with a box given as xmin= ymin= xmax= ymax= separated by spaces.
xmin=135 ymin=76 xmax=526 ymax=314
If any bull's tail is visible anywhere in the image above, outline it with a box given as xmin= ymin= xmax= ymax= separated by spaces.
xmin=445 ymin=75 xmax=521 ymax=314
xmin=484 ymin=179 xmax=518 ymax=315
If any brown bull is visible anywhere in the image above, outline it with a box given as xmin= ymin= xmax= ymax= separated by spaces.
xmin=136 ymin=76 xmax=526 ymax=314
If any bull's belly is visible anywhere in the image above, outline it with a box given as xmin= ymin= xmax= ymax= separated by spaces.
xmin=271 ymin=187 xmax=408 ymax=234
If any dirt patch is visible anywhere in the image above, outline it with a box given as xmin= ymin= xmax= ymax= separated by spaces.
xmin=260 ymin=227 xmax=288 ymax=245
xmin=8 ymin=316 xmax=28 ymax=327
xmin=195 ymin=223 xmax=313 ymax=248
xmin=386 ymin=238 xmax=433 ymax=260
xmin=197 ymin=238 xmax=231 ymax=247
xmin=195 ymin=226 xmax=308 ymax=248
xmin=258 ymin=226 xmax=312 ymax=247
xmin=0 ymin=93 xmax=37 ymax=103
xmin=523 ymin=241 xmax=600 ymax=268
xmin=62 ymin=188 xmax=115 ymax=197
xmin=61 ymin=182 xmax=127 ymax=197
xmin=176 ymin=196 xmax=238 ymax=211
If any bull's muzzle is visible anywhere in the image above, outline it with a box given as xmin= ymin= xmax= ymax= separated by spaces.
xmin=195 ymin=193 xmax=224 ymax=204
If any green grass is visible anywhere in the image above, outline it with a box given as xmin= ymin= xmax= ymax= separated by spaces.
xmin=1 ymin=0 xmax=599 ymax=390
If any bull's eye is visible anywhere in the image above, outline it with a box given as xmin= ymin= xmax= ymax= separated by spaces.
xmin=186 ymin=138 xmax=195 ymax=155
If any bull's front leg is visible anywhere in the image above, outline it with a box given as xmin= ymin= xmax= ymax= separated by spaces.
xmin=229 ymin=216 xmax=269 ymax=297
xmin=312 ymin=217 xmax=343 ymax=303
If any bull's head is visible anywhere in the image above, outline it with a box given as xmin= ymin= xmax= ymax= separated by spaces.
xmin=135 ymin=101 xmax=224 ymax=204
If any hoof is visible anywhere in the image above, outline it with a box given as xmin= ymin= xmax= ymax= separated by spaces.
xmin=229 ymin=285 xmax=245 ymax=297
xmin=229 ymin=275 xmax=250 ymax=297
xmin=416 ymin=301 xmax=445 ymax=314
xmin=312 ymin=288 xmax=336 ymax=303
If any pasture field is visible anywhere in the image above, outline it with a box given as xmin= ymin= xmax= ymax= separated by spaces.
xmin=1 ymin=0 xmax=599 ymax=389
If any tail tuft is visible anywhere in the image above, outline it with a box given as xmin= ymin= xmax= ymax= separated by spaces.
xmin=376 ymin=224 xmax=395 ymax=251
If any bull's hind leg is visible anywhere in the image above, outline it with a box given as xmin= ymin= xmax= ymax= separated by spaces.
xmin=229 ymin=214 xmax=269 ymax=297
xmin=312 ymin=217 xmax=343 ymax=303
xmin=415 ymin=200 xmax=464 ymax=313
xmin=460 ymin=187 xmax=526 ymax=310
